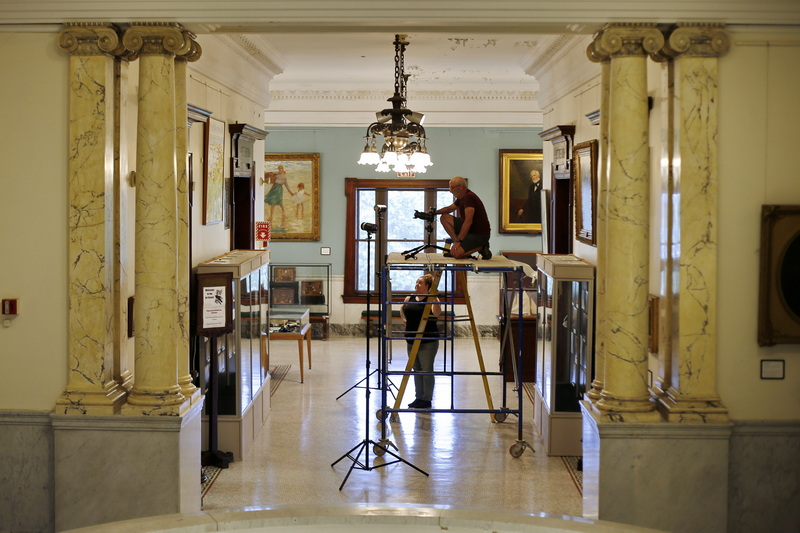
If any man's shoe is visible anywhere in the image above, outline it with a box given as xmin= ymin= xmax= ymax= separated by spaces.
xmin=480 ymin=246 xmax=492 ymax=260
xmin=408 ymin=399 xmax=423 ymax=408
xmin=442 ymin=251 xmax=453 ymax=258
xmin=419 ymin=400 xmax=432 ymax=409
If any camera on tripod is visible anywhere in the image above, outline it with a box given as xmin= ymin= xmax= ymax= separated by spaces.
xmin=413 ymin=207 xmax=436 ymax=223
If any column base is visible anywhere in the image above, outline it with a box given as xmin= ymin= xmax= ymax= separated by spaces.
xmin=55 ymin=382 xmax=127 ymax=415
xmin=585 ymin=379 xmax=604 ymax=402
xmin=594 ymin=395 xmax=662 ymax=422
xmin=658 ymin=392 xmax=730 ymax=423
xmin=122 ymin=388 xmax=189 ymax=416
xmin=178 ymin=376 xmax=201 ymax=406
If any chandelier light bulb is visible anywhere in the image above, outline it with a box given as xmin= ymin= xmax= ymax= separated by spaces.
xmin=358 ymin=151 xmax=380 ymax=165
xmin=382 ymin=151 xmax=398 ymax=166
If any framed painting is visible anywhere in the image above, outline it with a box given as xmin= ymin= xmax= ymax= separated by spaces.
xmin=499 ymin=149 xmax=544 ymax=234
xmin=203 ymin=117 xmax=225 ymax=225
xmin=264 ymin=153 xmax=320 ymax=240
xmin=758 ymin=205 xmax=800 ymax=346
xmin=573 ymin=140 xmax=598 ymax=246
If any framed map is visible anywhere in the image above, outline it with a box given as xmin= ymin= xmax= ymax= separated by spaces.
xmin=203 ymin=117 xmax=225 ymax=225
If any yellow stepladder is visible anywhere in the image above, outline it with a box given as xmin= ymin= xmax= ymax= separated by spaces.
xmin=458 ymin=270 xmax=496 ymax=422
xmin=390 ymin=269 xmax=443 ymax=419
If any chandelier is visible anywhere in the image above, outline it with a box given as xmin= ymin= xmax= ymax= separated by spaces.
xmin=357 ymin=34 xmax=432 ymax=174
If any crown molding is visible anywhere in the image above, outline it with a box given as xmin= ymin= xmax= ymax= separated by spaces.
xmin=522 ymin=34 xmax=576 ymax=77
xmin=189 ymin=33 xmax=281 ymax=108
xmin=270 ymin=89 xmax=538 ymax=103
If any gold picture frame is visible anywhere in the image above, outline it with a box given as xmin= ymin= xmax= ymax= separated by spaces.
xmin=574 ymin=140 xmax=598 ymax=246
xmin=203 ymin=117 xmax=226 ymax=225
xmin=758 ymin=204 xmax=800 ymax=346
xmin=264 ymin=153 xmax=321 ymax=240
xmin=499 ymin=149 xmax=544 ymax=234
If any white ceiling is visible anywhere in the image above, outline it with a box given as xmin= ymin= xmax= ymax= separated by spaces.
xmin=256 ymin=32 xmax=549 ymax=92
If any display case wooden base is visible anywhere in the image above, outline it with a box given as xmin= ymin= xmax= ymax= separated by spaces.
xmin=533 ymin=384 xmax=583 ymax=456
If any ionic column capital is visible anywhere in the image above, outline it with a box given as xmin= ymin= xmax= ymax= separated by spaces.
xmin=58 ymin=22 xmax=125 ymax=57
xmin=123 ymin=23 xmax=195 ymax=57
xmin=589 ymin=23 xmax=665 ymax=61
xmin=668 ymin=23 xmax=730 ymax=58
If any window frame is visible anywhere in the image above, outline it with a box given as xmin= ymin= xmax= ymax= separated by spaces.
xmin=343 ymin=177 xmax=462 ymax=304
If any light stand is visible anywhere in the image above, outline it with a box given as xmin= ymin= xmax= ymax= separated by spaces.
xmin=336 ymin=215 xmax=397 ymax=400
xmin=332 ymin=206 xmax=428 ymax=490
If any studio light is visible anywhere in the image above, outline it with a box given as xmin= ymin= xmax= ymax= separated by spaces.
xmin=357 ymin=34 xmax=433 ymax=174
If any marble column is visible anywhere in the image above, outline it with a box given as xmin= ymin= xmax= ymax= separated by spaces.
xmin=660 ymin=24 xmax=730 ymax=422
xmin=175 ymin=41 xmax=202 ymax=405
xmin=652 ymin=56 xmax=675 ymax=397
xmin=591 ymin=24 xmax=662 ymax=420
xmin=585 ymin=55 xmax=610 ymax=402
xmin=56 ymin=23 xmax=127 ymax=415
xmin=122 ymin=23 xmax=193 ymax=415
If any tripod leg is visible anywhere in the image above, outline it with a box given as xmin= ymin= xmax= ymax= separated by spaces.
xmin=331 ymin=440 xmax=366 ymax=468
xmin=337 ymin=441 xmax=367 ymax=491
xmin=376 ymin=444 xmax=430 ymax=477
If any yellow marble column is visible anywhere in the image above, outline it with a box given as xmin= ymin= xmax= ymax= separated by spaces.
xmin=56 ymin=23 xmax=127 ymax=415
xmin=660 ymin=24 xmax=730 ymax=422
xmin=591 ymin=24 xmax=662 ymax=420
xmin=649 ymin=51 xmax=674 ymax=398
xmin=175 ymin=41 xmax=202 ymax=405
xmin=584 ymin=52 xmax=610 ymax=403
xmin=122 ymin=23 xmax=193 ymax=415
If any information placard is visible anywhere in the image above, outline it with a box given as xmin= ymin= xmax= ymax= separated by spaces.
xmin=196 ymin=272 xmax=234 ymax=335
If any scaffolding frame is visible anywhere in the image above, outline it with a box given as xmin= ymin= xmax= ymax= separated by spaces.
xmin=376 ymin=253 xmax=533 ymax=458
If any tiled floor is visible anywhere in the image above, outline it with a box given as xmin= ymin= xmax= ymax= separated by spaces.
xmin=201 ymin=336 xmax=582 ymax=516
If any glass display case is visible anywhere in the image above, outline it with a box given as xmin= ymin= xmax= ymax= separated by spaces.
xmin=269 ymin=263 xmax=331 ymax=339
xmin=534 ymin=254 xmax=594 ymax=456
xmin=196 ymin=249 xmax=271 ymax=460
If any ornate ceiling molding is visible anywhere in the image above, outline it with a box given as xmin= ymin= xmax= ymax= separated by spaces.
xmin=523 ymin=34 xmax=576 ymax=77
xmin=222 ymin=33 xmax=285 ymax=76
xmin=270 ymin=89 xmax=538 ymax=102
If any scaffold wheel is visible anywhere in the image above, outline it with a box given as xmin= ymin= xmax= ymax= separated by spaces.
xmin=373 ymin=443 xmax=387 ymax=456
xmin=494 ymin=412 xmax=508 ymax=423
xmin=509 ymin=442 xmax=526 ymax=458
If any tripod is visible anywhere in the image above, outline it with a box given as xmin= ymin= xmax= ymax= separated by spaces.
xmin=336 ymin=229 xmax=398 ymax=401
xmin=332 ymin=209 xmax=429 ymax=490
xmin=402 ymin=218 xmax=449 ymax=260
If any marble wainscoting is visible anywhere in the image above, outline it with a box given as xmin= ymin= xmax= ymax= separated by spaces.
xmin=581 ymin=402 xmax=732 ymax=533
xmin=727 ymin=420 xmax=800 ymax=533
xmin=52 ymin=399 xmax=204 ymax=531
xmin=0 ymin=410 xmax=54 ymax=533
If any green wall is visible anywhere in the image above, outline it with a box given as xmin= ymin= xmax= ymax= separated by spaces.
xmin=264 ymin=126 xmax=543 ymax=274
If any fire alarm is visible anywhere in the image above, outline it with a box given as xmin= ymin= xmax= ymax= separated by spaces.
xmin=2 ymin=299 xmax=18 ymax=315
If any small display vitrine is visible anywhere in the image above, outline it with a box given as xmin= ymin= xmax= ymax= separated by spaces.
xmin=269 ymin=263 xmax=331 ymax=339
xmin=534 ymin=254 xmax=594 ymax=456
xmin=196 ymin=249 xmax=271 ymax=460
